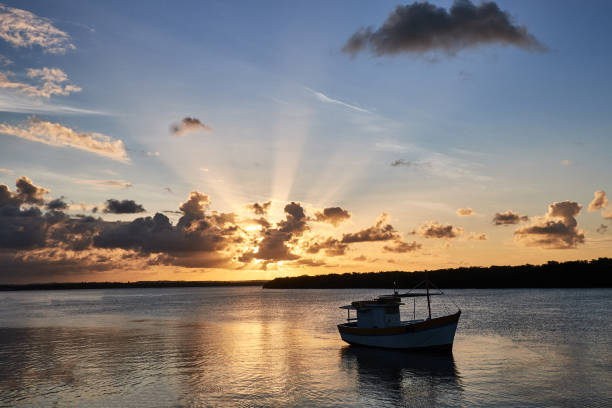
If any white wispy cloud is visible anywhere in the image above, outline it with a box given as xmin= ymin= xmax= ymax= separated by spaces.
xmin=0 ymin=4 xmax=75 ymax=54
xmin=0 ymin=117 xmax=129 ymax=162
xmin=0 ymin=67 xmax=81 ymax=98
xmin=305 ymin=87 xmax=370 ymax=114
xmin=75 ymin=179 xmax=133 ymax=189
xmin=0 ymin=92 xmax=105 ymax=115
xmin=387 ymin=145 xmax=491 ymax=182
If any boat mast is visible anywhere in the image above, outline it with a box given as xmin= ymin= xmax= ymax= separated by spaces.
xmin=425 ymin=271 xmax=432 ymax=320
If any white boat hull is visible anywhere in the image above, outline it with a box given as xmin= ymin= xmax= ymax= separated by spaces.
xmin=338 ymin=312 xmax=460 ymax=351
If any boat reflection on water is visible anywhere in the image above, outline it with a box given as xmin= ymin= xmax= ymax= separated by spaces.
xmin=339 ymin=346 xmax=464 ymax=406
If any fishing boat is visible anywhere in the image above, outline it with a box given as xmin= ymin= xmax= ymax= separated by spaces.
xmin=337 ymin=279 xmax=460 ymax=351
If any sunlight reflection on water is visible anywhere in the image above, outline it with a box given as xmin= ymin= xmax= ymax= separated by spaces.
xmin=0 ymin=288 xmax=610 ymax=407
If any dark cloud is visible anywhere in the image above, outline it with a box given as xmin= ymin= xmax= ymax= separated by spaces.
xmin=456 ymin=208 xmax=474 ymax=216
xmin=415 ymin=221 xmax=463 ymax=239
xmin=1 ymin=176 xmax=429 ymax=280
xmin=596 ymin=224 xmax=608 ymax=234
xmin=94 ymin=206 xmax=235 ymax=260
xmin=13 ymin=176 xmax=49 ymax=205
xmin=294 ymin=258 xmax=327 ymax=267
xmin=278 ymin=202 xmax=308 ymax=235
xmin=383 ymin=240 xmax=421 ymax=253
xmin=46 ymin=197 xmax=68 ymax=211
xmin=239 ymin=202 xmax=308 ymax=264
xmin=0 ymin=177 xmax=242 ymax=278
xmin=0 ymin=205 xmax=46 ymax=249
xmin=391 ymin=159 xmax=415 ymax=167
xmin=314 ymin=206 xmax=351 ymax=226
xmin=179 ymin=192 xmax=210 ymax=221
xmin=342 ymin=213 xmax=399 ymax=243
xmin=246 ymin=201 xmax=271 ymax=216
xmin=171 ymin=117 xmax=211 ymax=135
xmin=305 ymin=237 xmax=348 ymax=256
xmin=514 ymin=201 xmax=585 ymax=249
xmin=343 ymin=0 xmax=543 ymax=57
xmin=492 ymin=210 xmax=528 ymax=225
xmin=103 ymin=199 xmax=145 ymax=214
xmin=0 ymin=178 xmax=53 ymax=250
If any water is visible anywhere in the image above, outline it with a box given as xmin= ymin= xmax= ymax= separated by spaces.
xmin=0 ymin=287 xmax=610 ymax=407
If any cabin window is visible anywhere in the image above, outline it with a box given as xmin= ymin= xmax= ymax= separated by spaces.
xmin=384 ymin=305 xmax=399 ymax=314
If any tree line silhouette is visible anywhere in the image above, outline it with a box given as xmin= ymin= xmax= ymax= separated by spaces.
xmin=0 ymin=280 xmax=267 ymax=291
xmin=263 ymin=258 xmax=612 ymax=289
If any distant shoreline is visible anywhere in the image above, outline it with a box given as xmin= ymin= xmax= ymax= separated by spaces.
xmin=2 ymin=258 xmax=611 ymax=291
xmin=263 ymin=258 xmax=612 ymax=289
xmin=0 ymin=281 xmax=268 ymax=291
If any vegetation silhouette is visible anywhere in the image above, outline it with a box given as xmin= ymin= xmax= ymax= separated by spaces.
xmin=263 ymin=258 xmax=612 ymax=289
xmin=0 ymin=280 xmax=267 ymax=291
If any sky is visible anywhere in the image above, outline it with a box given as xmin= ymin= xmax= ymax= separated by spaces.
xmin=0 ymin=0 xmax=611 ymax=283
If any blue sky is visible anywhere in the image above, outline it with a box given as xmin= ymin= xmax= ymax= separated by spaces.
xmin=0 ymin=1 xmax=611 ymax=282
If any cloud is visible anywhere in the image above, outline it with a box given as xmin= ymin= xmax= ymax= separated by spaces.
xmin=383 ymin=240 xmax=421 ymax=253
xmin=588 ymin=190 xmax=609 ymax=212
xmin=15 ymin=176 xmax=49 ymax=205
xmin=314 ymin=206 xmax=351 ymax=226
xmin=0 ymin=4 xmax=75 ymax=53
xmin=456 ymin=208 xmax=474 ymax=216
xmin=304 ymin=237 xmax=348 ymax=256
xmin=278 ymin=202 xmax=308 ymax=235
xmin=466 ymin=232 xmax=487 ymax=241
xmin=246 ymin=201 xmax=271 ymax=216
xmin=246 ymin=230 xmax=299 ymax=263
xmin=46 ymin=197 xmax=68 ymax=211
xmin=179 ymin=191 xmax=210 ymax=220
xmin=1 ymin=176 xmax=49 ymax=207
xmin=343 ymin=0 xmax=543 ymax=57
xmin=171 ymin=117 xmax=211 ymax=135
xmin=415 ymin=221 xmax=463 ymax=239
xmin=596 ymin=224 xmax=608 ymax=234
xmin=103 ymin=199 xmax=146 ymax=214
xmin=390 ymin=153 xmax=490 ymax=181
xmin=0 ymin=92 xmax=105 ymax=115
xmin=0 ymin=69 xmax=81 ymax=98
xmin=341 ymin=213 xmax=399 ymax=243
xmin=76 ymin=179 xmax=132 ymax=189
xmin=293 ymin=258 xmax=327 ymax=267
xmin=0 ymin=179 xmax=244 ymax=278
xmin=240 ymin=202 xmax=309 ymax=265
xmin=0 ymin=117 xmax=129 ymax=162
xmin=1 ymin=176 xmax=428 ymax=280
xmin=514 ymin=201 xmax=585 ymax=249
xmin=390 ymin=159 xmax=415 ymax=167
xmin=305 ymin=87 xmax=370 ymax=113
xmin=492 ymin=210 xmax=528 ymax=225
xmin=0 ymin=167 xmax=12 ymax=174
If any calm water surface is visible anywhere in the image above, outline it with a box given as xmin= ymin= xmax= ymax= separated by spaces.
xmin=0 ymin=287 xmax=610 ymax=407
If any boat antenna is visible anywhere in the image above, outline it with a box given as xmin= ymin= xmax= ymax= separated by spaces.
xmin=425 ymin=270 xmax=432 ymax=320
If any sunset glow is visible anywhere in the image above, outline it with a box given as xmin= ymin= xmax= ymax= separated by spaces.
xmin=0 ymin=1 xmax=611 ymax=283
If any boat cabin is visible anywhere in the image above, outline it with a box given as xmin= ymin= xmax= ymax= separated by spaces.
xmin=340 ymin=295 xmax=404 ymax=329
